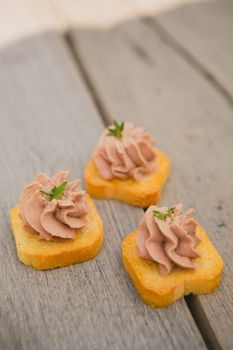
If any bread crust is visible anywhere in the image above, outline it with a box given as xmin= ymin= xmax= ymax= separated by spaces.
xmin=122 ymin=226 xmax=223 ymax=308
xmin=85 ymin=148 xmax=170 ymax=207
xmin=10 ymin=195 xmax=103 ymax=270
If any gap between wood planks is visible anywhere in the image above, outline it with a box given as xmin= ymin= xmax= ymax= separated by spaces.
xmin=185 ymin=295 xmax=221 ymax=350
xmin=143 ymin=17 xmax=233 ymax=110
xmin=63 ymin=30 xmax=222 ymax=350
xmin=65 ymin=33 xmax=111 ymax=125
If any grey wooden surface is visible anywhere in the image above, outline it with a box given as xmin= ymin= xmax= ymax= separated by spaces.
xmin=69 ymin=18 xmax=233 ymax=349
xmin=155 ymin=0 xmax=233 ymax=103
xmin=0 ymin=32 xmax=207 ymax=350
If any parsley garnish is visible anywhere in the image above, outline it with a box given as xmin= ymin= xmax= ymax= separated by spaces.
xmin=107 ymin=120 xmax=124 ymax=139
xmin=40 ymin=181 xmax=67 ymax=201
xmin=153 ymin=207 xmax=175 ymax=221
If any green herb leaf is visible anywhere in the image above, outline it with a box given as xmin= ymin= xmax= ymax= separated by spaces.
xmin=153 ymin=207 xmax=175 ymax=221
xmin=107 ymin=120 xmax=124 ymax=139
xmin=40 ymin=181 xmax=67 ymax=201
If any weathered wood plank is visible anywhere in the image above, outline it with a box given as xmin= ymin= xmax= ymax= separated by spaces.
xmin=69 ymin=19 xmax=233 ymax=349
xmin=0 ymin=32 xmax=206 ymax=349
xmin=153 ymin=0 xmax=233 ymax=102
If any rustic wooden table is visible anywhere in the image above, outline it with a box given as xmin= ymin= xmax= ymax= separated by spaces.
xmin=0 ymin=1 xmax=232 ymax=349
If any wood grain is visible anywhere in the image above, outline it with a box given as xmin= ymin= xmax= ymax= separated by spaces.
xmin=154 ymin=0 xmax=233 ymax=102
xmin=0 ymin=32 xmax=206 ymax=349
xmin=69 ymin=18 xmax=233 ymax=349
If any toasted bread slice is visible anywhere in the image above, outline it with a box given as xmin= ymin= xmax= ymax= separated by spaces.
xmin=85 ymin=149 xmax=170 ymax=207
xmin=122 ymin=226 xmax=223 ymax=308
xmin=10 ymin=195 xmax=103 ymax=270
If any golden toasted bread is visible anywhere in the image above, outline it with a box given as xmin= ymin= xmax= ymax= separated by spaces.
xmin=10 ymin=195 xmax=103 ymax=270
xmin=122 ymin=226 xmax=223 ymax=308
xmin=85 ymin=149 xmax=170 ymax=207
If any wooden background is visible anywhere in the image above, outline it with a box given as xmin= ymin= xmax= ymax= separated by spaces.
xmin=0 ymin=1 xmax=232 ymax=349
